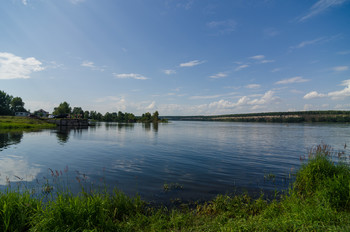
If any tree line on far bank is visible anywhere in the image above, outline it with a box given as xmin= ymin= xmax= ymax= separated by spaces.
xmin=0 ymin=90 xmax=165 ymax=123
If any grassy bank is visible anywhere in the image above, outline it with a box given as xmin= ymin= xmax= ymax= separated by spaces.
xmin=1 ymin=145 xmax=350 ymax=231
xmin=0 ymin=116 xmax=56 ymax=130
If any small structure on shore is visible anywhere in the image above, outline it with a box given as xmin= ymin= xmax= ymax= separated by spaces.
xmin=15 ymin=112 xmax=30 ymax=117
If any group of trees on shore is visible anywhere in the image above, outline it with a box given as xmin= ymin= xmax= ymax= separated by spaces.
xmin=0 ymin=91 xmax=166 ymax=123
xmin=53 ymin=101 xmax=165 ymax=123
xmin=0 ymin=90 xmax=26 ymax=115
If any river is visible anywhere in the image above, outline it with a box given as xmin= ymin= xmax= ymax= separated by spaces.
xmin=0 ymin=121 xmax=349 ymax=202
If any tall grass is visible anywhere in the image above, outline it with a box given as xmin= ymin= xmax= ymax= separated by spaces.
xmin=0 ymin=116 xmax=56 ymax=130
xmin=0 ymin=144 xmax=349 ymax=231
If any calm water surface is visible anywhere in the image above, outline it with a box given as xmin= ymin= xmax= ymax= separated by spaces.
xmin=0 ymin=121 xmax=349 ymax=202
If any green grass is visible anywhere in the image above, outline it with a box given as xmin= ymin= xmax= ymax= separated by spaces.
xmin=0 ymin=116 xmax=56 ymax=130
xmin=1 ymin=144 xmax=350 ymax=231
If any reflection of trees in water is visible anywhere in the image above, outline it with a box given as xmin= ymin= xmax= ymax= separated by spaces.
xmin=143 ymin=123 xmax=151 ymax=131
xmin=104 ymin=123 xmax=135 ymax=131
xmin=152 ymin=122 xmax=158 ymax=132
xmin=0 ymin=131 xmax=23 ymax=150
xmin=55 ymin=126 xmax=88 ymax=144
xmin=142 ymin=123 xmax=159 ymax=133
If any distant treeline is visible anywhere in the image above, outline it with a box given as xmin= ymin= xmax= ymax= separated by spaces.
xmin=166 ymin=111 xmax=350 ymax=123
xmin=0 ymin=90 xmax=167 ymax=123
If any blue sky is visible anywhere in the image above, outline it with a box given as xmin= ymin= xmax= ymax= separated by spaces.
xmin=0 ymin=0 xmax=350 ymax=115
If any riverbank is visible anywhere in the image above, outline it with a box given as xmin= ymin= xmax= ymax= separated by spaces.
xmin=166 ymin=110 xmax=350 ymax=123
xmin=1 ymin=144 xmax=349 ymax=231
xmin=0 ymin=116 xmax=57 ymax=130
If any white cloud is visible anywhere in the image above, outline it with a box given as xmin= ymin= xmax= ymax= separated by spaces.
xmin=145 ymin=101 xmax=156 ymax=111
xmin=22 ymin=0 xmax=27 ymax=5
xmin=298 ymin=0 xmax=347 ymax=22
xmin=0 ymin=52 xmax=44 ymax=79
xmin=250 ymin=55 xmax=265 ymax=60
xmin=179 ymin=60 xmax=205 ymax=67
xmin=332 ymin=66 xmax=348 ymax=71
xmin=81 ymin=61 xmax=105 ymax=71
xmin=248 ymin=91 xmax=277 ymax=105
xmin=209 ymin=72 xmax=227 ymax=79
xmin=163 ymin=69 xmax=176 ymax=75
xmin=328 ymin=79 xmax=350 ymax=99
xmin=303 ymin=91 xmax=327 ymax=99
xmin=81 ymin=61 xmax=94 ymax=68
xmin=206 ymin=19 xmax=237 ymax=34
xmin=113 ymin=73 xmax=148 ymax=80
xmin=235 ymin=64 xmax=249 ymax=71
xmin=303 ymin=79 xmax=350 ymax=101
xmin=275 ymin=76 xmax=310 ymax=84
xmin=245 ymin=84 xmax=261 ymax=89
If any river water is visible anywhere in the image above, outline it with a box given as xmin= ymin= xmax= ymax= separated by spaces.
xmin=0 ymin=121 xmax=349 ymax=202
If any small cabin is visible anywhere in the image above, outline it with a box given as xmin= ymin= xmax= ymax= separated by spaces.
xmin=15 ymin=112 xmax=30 ymax=117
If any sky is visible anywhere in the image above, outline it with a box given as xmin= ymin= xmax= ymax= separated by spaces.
xmin=0 ymin=0 xmax=350 ymax=116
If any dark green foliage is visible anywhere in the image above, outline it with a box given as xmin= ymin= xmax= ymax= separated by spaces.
xmin=0 ymin=90 xmax=27 ymax=115
xmin=53 ymin=102 xmax=72 ymax=115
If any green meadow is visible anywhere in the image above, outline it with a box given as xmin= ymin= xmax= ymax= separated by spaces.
xmin=1 ymin=144 xmax=350 ymax=231
xmin=0 ymin=116 xmax=56 ymax=130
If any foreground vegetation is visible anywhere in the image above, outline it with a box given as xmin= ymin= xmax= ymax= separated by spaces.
xmin=0 ymin=144 xmax=350 ymax=231
xmin=0 ymin=116 xmax=56 ymax=130
xmin=167 ymin=110 xmax=350 ymax=123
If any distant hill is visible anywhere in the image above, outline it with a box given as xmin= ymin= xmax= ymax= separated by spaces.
xmin=165 ymin=111 xmax=350 ymax=123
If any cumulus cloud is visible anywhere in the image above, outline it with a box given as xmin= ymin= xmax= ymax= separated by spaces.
xmin=275 ymin=76 xmax=310 ymax=84
xmin=0 ymin=52 xmax=44 ymax=79
xmin=248 ymin=91 xmax=277 ymax=105
xmin=328 ymin=79 xmax=350 ymax=99
xmin=209 ymin=72 xmax=227 ymax=79
xmin=303 ymin=79 xmax=350 ymax=100
xmin=303 ymin=91 xmax=327 ymax=99
xmin=298 ymin=0 xmax=347 ymax=22
xmin=333 ymin=66 xmax=348 ymax=71
xmin=145 ymin=101 xmax=156 ymax=110
xmin=179 ymin=60 xmax=205 ymax=67
xmin=113 ymin=73 xmax=148 ymax=80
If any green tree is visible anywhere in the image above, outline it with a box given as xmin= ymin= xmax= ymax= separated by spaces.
xmin=11 ymin=97 xmax=26 ymax=113
xmin=152 ymin=111 xmax=159 ymax=122
xmin=0 ymin=90 xmax=13 ymax=115
xmin=72 ymin=107 xmax=84 ymax=118
xmin=53 ymin=102 xmax=72 ymax=115
xmin=104 ymin=112 xmax=113 ymax=122
xmin=84 ymin=111 xmax=90 ymax=119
